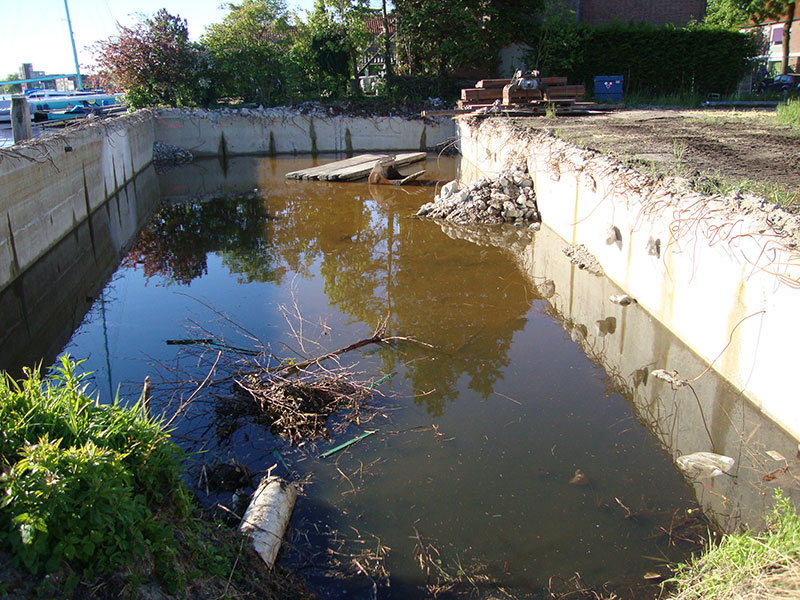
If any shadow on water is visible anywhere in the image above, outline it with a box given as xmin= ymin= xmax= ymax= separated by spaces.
xmin=2 ymin=154 xmax=799 ymax=599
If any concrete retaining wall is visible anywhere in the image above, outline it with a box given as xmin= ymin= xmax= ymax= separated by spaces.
xmin=513 ymin=224 xmax=797 ymax=530
xmin=0 ymin=108 xmax=456 ymax=295
xmin=0 ymin=113 xmax=155 ymax=292
xmin=152 ymin=108 xmax=455 ymax=157
xmin=458 ymin=118 xmax=800 ymax=442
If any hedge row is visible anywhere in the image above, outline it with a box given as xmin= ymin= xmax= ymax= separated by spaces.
xmin=524 ymin=24 xmax=761 ymax=97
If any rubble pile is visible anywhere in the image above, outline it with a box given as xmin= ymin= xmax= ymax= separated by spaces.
xmin=416 ymin=164 xmax=540 ymax=227
xmin=153 ymin=141 xmax=193 ymax=172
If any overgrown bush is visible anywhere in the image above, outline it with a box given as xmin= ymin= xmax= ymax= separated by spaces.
xmin=525 ymin=22 xmax=760 ymax=98
xmin=93 ymin=9 xmax=216 ymax=108
xmin=0 ymin=357 xmax=189 ymax=580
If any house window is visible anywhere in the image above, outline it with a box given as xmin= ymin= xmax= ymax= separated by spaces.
xmin=772 ymin=27 xmax=783 ymax=45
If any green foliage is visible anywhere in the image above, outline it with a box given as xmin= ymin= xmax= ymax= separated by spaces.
xmin=203 ymin=0 xmax=293 ymax=105
xmin=524 ymin=22 xmax=760 ymax=97
xmin=525 ymin=1 xmax=589 ymax=76
xmin=0 ymin=73 xmax=21 ymax=94
xmin=394 ymin=0 xmax=544 ymax=78
xmin=0 ymin=357 xmax=187 ymax=578
xmin=286 ymin=0 xmax=372 ymax=99
xmin=668 ymin=490 xmax=800 ymax=600
xmin=704 ymin=0 xmax=751 ymax=29
xmin=93 ymin=9 xmax=215 ymax=108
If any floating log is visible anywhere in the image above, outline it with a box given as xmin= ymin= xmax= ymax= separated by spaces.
xmin=285 ymin=151 xmax=427 ymax=182
xmin=239 ymin=475 xmax=297 ymax=569
xmin=368 ymin=156 xmax=427 ymax=185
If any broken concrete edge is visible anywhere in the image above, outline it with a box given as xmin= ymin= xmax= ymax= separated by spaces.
xmin=458 ymin=116 xmax=800 ymax=442
xmin=239 ymin=475 xmax=298 ymax=569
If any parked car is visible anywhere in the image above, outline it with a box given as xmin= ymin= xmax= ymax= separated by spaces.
xmin=756 ymin=73 xmax=800 ymax=95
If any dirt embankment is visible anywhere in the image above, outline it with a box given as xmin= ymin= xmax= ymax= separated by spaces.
xmin=507 ymin=108 xmax=800 ymax=203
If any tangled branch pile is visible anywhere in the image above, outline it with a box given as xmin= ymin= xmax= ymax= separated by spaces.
xmin=226 ymin=374 xmax=371 ymax=444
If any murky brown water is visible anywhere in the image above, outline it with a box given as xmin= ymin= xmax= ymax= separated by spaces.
xmin=3 ymin=153 xmax=798 ymax=599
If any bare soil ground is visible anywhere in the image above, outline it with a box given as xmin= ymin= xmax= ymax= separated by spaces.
xmin=510 ymin=108 xmax=800 ymax=204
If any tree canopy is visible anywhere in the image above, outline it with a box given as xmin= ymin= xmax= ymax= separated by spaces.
xmin=203 ymin=0 xmax=293 ymax=104
xmin=93 ymin=9 xmax=213 ymax=108
xmin=705 ymin=0 xmax=796 ymax=73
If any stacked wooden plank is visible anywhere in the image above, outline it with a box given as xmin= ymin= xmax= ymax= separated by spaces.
xmin=285 ymin=152 xmax=427 ymax=182
xmin=457 ymin=76 xmax=585 ymax=111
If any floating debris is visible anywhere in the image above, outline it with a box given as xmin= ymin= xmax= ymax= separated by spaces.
xmin=240 ymin=475 xmax=297 ymax=569
xmin=320 ymin=430 xmax=377 ymax=459
xmin=569 ymin=468 xmax=590 ymax=486
xmin=651 ymin=368 xmax=688 ymax=388
xmin=676 ymin=452 xmax=735 ymax=479
xmin=609 ymin=294 xmax=637 ymax=306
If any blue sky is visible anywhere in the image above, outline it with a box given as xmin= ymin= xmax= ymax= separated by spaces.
xmin=1 ymin=0 xmax=380 ymax=80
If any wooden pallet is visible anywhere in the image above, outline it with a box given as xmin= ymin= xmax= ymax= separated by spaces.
xmin=458 ymin=75 xmax=585 ymax=112
xmin=285 ymin=152 xmax=427 ymax=182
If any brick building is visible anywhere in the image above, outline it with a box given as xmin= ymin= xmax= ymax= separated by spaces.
xmin=748 ymin=1 xmax=799 ymax=73
xmin=565 ymin=0 xmax=706 ymax=27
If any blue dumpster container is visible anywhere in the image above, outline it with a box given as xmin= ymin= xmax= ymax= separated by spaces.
xmin=594 ymin=75 xmax=624 ymax=102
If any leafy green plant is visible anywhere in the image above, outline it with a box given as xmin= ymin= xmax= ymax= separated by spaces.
xmin=0 ymin=357 xmax=188 ymax=578
xmin=668 ymin=490 xmax=800 ymax=600
xmin=92 ymin=9 xmax=215 ymax=108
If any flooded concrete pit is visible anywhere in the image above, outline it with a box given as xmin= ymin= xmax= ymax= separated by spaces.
xmin=1 ymin=109 xmax=799 ymax=598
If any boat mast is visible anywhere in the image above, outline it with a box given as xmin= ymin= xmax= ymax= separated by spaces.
xmin=63 ymin=0 xmax=83 ymax=90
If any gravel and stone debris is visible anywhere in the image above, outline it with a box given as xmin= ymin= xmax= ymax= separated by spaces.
xmin=562 ymin=244 xmax=604 ymax=275
xmin=416 ymin=163 xmax=540 ymax=227
xmin=153 ymin=141 xmax=193 ymax=172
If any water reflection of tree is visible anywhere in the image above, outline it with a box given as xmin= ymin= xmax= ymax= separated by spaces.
xmin=126 ymin=186 xmax=533 ymax=416
xmin=267 ymin=187 xmax=534 ymax=416
xmin=123 ymin=198 xmax=284 ymax=285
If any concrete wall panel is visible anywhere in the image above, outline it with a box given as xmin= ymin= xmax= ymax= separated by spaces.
xmin=0 ymin=114 xmax=155 ymax=292
xmin=458 ymin=118 xmax=800 ymax=441
xmin=152 ymin=108 xmax=455 ymax=156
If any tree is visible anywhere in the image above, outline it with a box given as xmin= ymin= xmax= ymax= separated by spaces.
xmin=704 ymin=0 xmax=750 ymax=28
xmin=310 ymin=0 xmax=371 ymax=90
xmin=393 ymin=0 xmax=544 ymax=79
xmin=707 ymin=1 xmax=797 ymax=73
xmin=0 ymin=74 xmax=21 ymax=94
xmin=93 ymin=10 xmax=213 ymax=108
xmin=202 ymin=0 xmax=293 ymax=104
xmin=746 ymin=0 xmax=796 ymax=73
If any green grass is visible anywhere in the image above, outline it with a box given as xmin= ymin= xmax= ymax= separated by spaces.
xmin=667 ymin=491 xmax=800 ymax=600
xmin=777 ymin=99 xmax=800 ymax=130
xmin=623 ymin=91 xmax=706 ymax=108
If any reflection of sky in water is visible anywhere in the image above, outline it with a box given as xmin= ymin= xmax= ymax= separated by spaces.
xmin=55 ymin=156 xmax=700 ymax=595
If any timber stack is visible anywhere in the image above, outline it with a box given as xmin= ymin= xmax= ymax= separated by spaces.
xmin=458 ymin=71 xmax=585 ymax=113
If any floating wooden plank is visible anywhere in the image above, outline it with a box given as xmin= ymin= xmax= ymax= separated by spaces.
xmin=285 ymin=152 xmax=427 ymax=182
xmin=285 ymin=154 xmax=384 ymax=180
